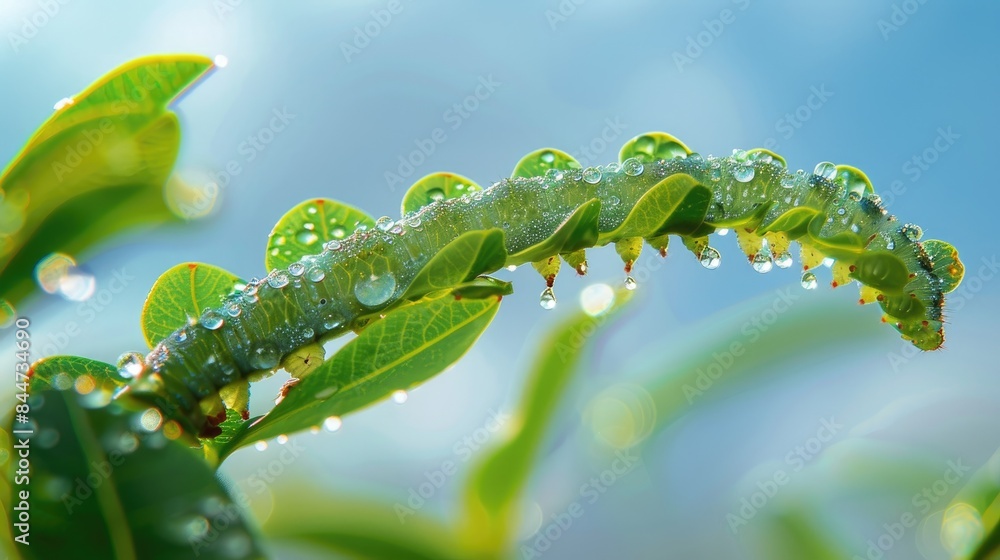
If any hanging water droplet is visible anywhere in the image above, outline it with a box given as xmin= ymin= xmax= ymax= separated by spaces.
xmin=751 ymin=250 xmax=773 ymax=273
xmin=801 ymin=272 xmax=818 ymax=290
xmin=53 ymin=97 xmax=74 ymax=110
xmin=391 ymin=390 xmax=408 ymax=404
xmin=355 ymin=273 xmax=397 ymax=307
xmin=539 ymin=287 xmax=557 ymax=310
xmin=813 ymin=161 xmax=837 ymax=181
xmin=733 ymin=164 xmax=755 ymax=183
xmin=427 ymin=188 xmax=446 ymax=201
xmin=200 ymin=310 xmax=224 ymax=330
xmin=306 ymin=267 xmax=326 ymax=282
xmin=505 ymin=265 xmax=517 ymax=272
xmin=267 ymin=271 xmax=290 ymax=289
xmin=717 ymin=228 xmax=729 ymax=236
xmin=699 ymin=247 xmax=722 ymax=269
xmin=251 ymin=344 xmax=280 ymax=370
xmin=375 ymin=216 xmax=394 ymax=231
xmin=901 ymin=223 xmax=923 ymax=242
xmin=116 ymin=352 xmax=145 ymax=378
xmin=582 ymin=167 xmax=602 ymax=184
xmin=323 ymin=416 xmax=343 ymax=432
xmin=297 ymin=230 xmax=319 ymax=245
xmin=624 ymin=276 xmax=637 ymax=290
xmin=774 ymin=251 xmax=793 ymax=269
xmin=622 ymin=158 xmax=644 ymax=176
xmin=288 ymin=262 xmax=305 ymax=277
xmin=224 ymin=301 xmax=241 ymax=317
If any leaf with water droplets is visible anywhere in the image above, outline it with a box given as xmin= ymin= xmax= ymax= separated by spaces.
xmin=211 ymin=292 xmax=501 ymax=460
xmin=27 ymin=355 xmax=122 ymax=393
xmin=265 ymin=198 xmax=375 ymax=272
xmin=400 ymin=172 xmax=482 ymax=215
xmin=619 ymin=131 xmax=691 ymax=163
xmin=14 ymin=389 xmax=264 ymax=559
xmin=507 ymin=198 xmax=601 ymax=265
xmin=401 ymin=229 xmax=507 ymax=300
xmin=510 ymin=148 xmax=580 ymax=179
xmin=461 ymin=286 xmax=634 ymax=550
xmin=601 ymin=174 xmax=710 ymax=242
xmin=141 ymin=262 xmax=243 ymax=348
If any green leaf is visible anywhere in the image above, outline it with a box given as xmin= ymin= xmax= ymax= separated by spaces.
xmin=265 ymin=198 xmax=376 ymax=272
xmin=618 ymin=131 xmax=691 ymax=163
xmin=0 ymin=55 xmax=213 ymax=310
xmin=28 ymin=356 xmax=123 ymax=393
xmin=12 ymin=389 xmax=264 ymax=560
xmin=461 ymin=286 xmax=634 ymax=554
xmin=212 ymin=293 xmax=501 ymax=461
xmin=508 ymin=198 xmax=601 ymax=265
xmin=510 ymin=148 xmax=580 ymax=179
xmin=140 ymin=262 xmax=243 ymax=348
xmin=400 ymin=172 xmax=482 ymax=215
xmin=600 ymin=174 xmax=707 ymax=241
xmin=401 ymin=229 xmax=507 ymax=300
xmin=450 ymin=276 xmax=514 ymax=300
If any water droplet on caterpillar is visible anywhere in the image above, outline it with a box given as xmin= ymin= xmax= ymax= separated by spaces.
xmin=243 ymin=280 xmax=259 ymax=297
xmin=774 ymin=251 xmax=793 ymax=269
xmin=324 ymin=240 xmax=343 ymax=252
xmin=306 ymin=267 xmax=326 ymax=282
xmin=624 ymin=276 xmax=637 ymax=290
xmin=901 ymin=223 xmax=923 ymax=241
xmin=116 ymin=352 xmax=145 ymax=378
xmin=780 ymin=175 xmax=796 ymax=189
xmin=605 ymin=162 xmax=621 ymax=173
xmin=582 ymin=167 xmax=602 ymax=184
xmin=323 ymin=416 xmax=343 ymax=432
xmin=539 ymin=287 xmax=557 ymax=309
xmin=733 ymin=164 xmax=755 ymax=183
xmin=544 ymin=168 xmax=564 ymax=182
xmin=751 ymin=250 xmax=773 ymax=273
xmin=288 ymin=262 xmax=305 ymax=277
xmin=801 ymin=271 xmax=818 ymax=290
xmin=392 ymin=390 xmax=408 ymax=404
xmin=406 ymin=216 xmax=422 ymax=228
xmin=297 ymin=231 xmax=319 ymax=245
xmin=170 ymin=329 xmax=188 ymax=343
xmin=622 ymin=158 xmax=644 ymax=176
xmin=251 ymin=344 xmax=280 ymax=370
xmin=699 ymin=247 xmax=722 ymax=269
xmin=607 ymin=195 xmax=621 ymax=207
xmin=375 ymin=216 xmax=394 ymax=232
xmin=267 ymin=271 xmax=290 ymax=289
xmin=200 ymin=310 xmax=224 ymax=330
xmin=224 ymin=301 xmax=241 ymax=317
xmin=813 ymin=161 xmax=837 ymax=181
xmin=355 ymin=273 xmax=397 ymax=307
xmin=427 ymin=188 xmax=446 ymax=202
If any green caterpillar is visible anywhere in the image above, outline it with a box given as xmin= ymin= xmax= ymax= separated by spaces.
xmin=117 ymin=132 xmax=964 ymax=438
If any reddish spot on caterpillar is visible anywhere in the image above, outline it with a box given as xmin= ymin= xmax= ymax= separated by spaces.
xmin=922 ymin=320 xmax=929 ymax=327
xmin=877 ymin=294 xmax=885 ymax=301
xmin=453 ymin=293 xmax=462 ymax=300
xmin=858 ymin=299 xmax=865 ymax=305
xmin=909 ymin=273 xmax=917 ymax=278
xmin=545 ymin=274 xmax=555 ymax=288
xmin=241 ymin=409 xmax=250 ymax=420
xmin=496 ymin=295 xmax=503 ymax=302
xmin=624 ymin=261 xmax=633 ymax=274
xmin=658 ymin=247 xmax=667 ymax=258
xmin=803 ymin=265 xmax=810 ymax=271
xmin=831 ymin=281 xmax=839 ymax=288
xmin=849 ymin=265 xmax=857 ymax=273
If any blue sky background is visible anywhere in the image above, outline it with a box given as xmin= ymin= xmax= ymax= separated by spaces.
xmin=2 ymin=2 xmax=998 ymax=558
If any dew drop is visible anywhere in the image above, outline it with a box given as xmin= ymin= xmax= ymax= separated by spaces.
xmin=427 ymin=188 xmax=446 ymax=202
xmin=813 ymin=161 xmax=837 ymax=181
xmin=375 ymin=216 xmax=394 ymax=232
xmin=544 ymin=168 xmax=564 ymax=182
xmin=717 ymin=228 xmax=729 ymax=236
xmin=733 ymin=164 xmax=755 ymax=183
xmin=323 ymin=416 xmax=343 ymax=432
xmin=251 ymin=345 xmax=280 ymax=370
xmin=774 ymin=251 xmax=794 ymax=269
xmin=406 ymin=216 xmax=422 ymax=228
xmin=53 ymin=97 xmax=74 ymax=110
xmin=355 ymin=273 xmax=397 ymax=307
xmin=624 ymin=276 xmax=637 ymax=290
xmin=801 ymin=271 xmax=818 ymax=290
xmin=331 ymin=226 xmax=347 ymax=239
xmin=243 ymin=280 xmax=259 ymax=297
xmin=539 ymin=287 xmax=557 ymax=310
xmin=224 ymin=301 xmax=241 ymax=317
xmin=505 ymin=265 xmax=517 ymax=272
xmin=170 ymin=329 xmax=188 ymax=343
xmin=288 ymin=262 xmax=305 ymax=277
xmin=901 ymin=223 xmax=923 ymax=242
xmin=306 ymin=267 xmax=326 ymax=282
xmin=540 ymin=150 xmax=556 ymax=164
xmin=699 ymin=247 xmax=722 ymax=269
xmin=324 ymin=240 xmax=343 ymax=252
xmin=200 ymin=310 xmax=224 ymax=330
xmin=267 ymin=271 xmax=290 ymax=289
xmin=116 ymin=352 xmax=145 ymax=378
xmin=780 ymin=175 xmax=796 ymax=189
xmin=607 ymin=195 xmax=621 ymax=206
xmin=605 ymin=162 xmax=621 ymax=173
xmin=392 ymin=390 xmax=408 ymax=404
xmin=751 ymin=250 xmax=773 ymax=274
xmin=297 ymin=231 xmax=319 ymax=245
xmin=622 ymin=158 xmax=644 ymax=176
xmin=582 ymin=167 xmax=602 ymax=184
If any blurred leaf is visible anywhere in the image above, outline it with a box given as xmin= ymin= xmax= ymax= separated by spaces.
xmin=140 ymin=262 xmax=243 ymax=348
xmin=264 ymin=488 xmax=468 ymax=560
xmin=461 ymin=286 xmax=634 ymax=555
xmin=401 ymin=172 xmax=482 ymax=215
xmin=213 ymin=293 xmax=502 ymax=462
xmin=748 ymin=506 xmax=851 ymax=560
xmin=11 ymin=389 xmax=264 ymax=560
xmin=401 ymin=229 xmax=507 ymax=300
xmin=264 ymin=198 xmax=375 ymax=272
xmin=0 ymin=54 xmax=213 ymax=309
xmin=28 ymin=355 xmax=123 ymax=393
